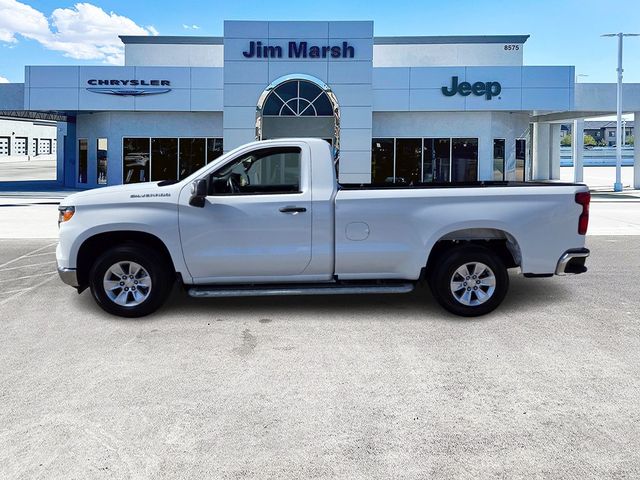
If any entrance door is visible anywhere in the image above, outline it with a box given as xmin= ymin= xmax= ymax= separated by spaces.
xmin=178 ymin=145 xmax=312 ymax=282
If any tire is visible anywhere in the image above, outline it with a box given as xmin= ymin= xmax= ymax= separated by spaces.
xmin=429 ymin=245 xmax=509 ymax=317
xmin=89 ymin=245 xmax=173 ymax=318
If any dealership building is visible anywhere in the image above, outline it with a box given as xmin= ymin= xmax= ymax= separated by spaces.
xmin=0 ymin=20 xmax=639 ymax=188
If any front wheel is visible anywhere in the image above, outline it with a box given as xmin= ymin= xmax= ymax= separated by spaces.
xmin=89 ymin=245 xmax=173 ymax=318
xmin=429 ymin=245 xmax=509 ymax=317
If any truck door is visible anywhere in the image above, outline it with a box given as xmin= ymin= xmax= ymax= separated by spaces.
xmin=178 ymin=145 xmax=312 ymax=282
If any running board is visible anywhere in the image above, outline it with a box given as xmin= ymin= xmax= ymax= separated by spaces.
xmin=188 ymin=282 xmax=415 ymax=298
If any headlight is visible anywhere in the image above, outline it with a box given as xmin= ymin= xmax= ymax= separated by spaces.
xmin=58 ymin=206 xmax=75 ymax=226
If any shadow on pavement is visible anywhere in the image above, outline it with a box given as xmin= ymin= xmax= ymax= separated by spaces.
xmin=70 ymin=271 xmax=573 ymax=323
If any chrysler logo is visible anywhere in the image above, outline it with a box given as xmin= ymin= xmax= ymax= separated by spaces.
xmin=86 ymin=79 xmax=172 ymax=96
xmin=87 ymin=88 xmax=171 ymax=96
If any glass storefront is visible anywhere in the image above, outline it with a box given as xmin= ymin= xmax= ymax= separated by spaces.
xmin=123 ymin=137 xmax=223 ymax=184
xmin=178 ymin=138 xmax=206 ymax=180
xmin=423 ymin=138 xmax=451 ymax=182
xmin=515 ymin=139 xmax=526 ymax=182
xmin=372 ymin=137 xmax=478 ymax=184
xmin=123 ymin=138 xmax=150 ymax=184
xmin=78 ymin=139 xmax=88 ymax=184
xmin=371 ymin=138 xmax=394 ymax=183
xmin=395 ymin=138 xmax=422 ymax=185
xmin=151 ymin=138 xmax=178 ymax=182
xmin=493 ymin=139 xmax=505 ymax=181
xmin=451 ymin=138 xmax=478 ymax=182
xmin=97 ymin=138 xmax=108 ymax=184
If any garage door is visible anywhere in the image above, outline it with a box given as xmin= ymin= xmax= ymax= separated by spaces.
xmin=0 ymin=137 xmax=9 ymax=156
xmin=38 ymin=139 xmax=52 ymax=155
xmin=14 ymin=137 xmax=27 ymax=155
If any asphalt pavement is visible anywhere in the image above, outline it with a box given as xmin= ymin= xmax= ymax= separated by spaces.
xmin=0 ymin=236 xmax=639 ymax=479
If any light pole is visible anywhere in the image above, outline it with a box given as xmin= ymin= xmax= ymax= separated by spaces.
xmin=601 ymin=33 xmax=640 ymax=192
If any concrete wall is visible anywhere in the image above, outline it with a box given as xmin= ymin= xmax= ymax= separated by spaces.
xmin=373 ymin=43 xmax=524 ymax=67
xmin=373 ymin=66 xmax=575 ymax=112
xmin=125 ymin=44 xmax=224 ymax=67
xmin=75 ymin=111 xmax=222 ymax=188
xmin=25 ymin=66 xmax=223 ymax=112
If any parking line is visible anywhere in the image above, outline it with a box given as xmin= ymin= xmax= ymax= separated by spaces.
xmin=23 ymin=251 xmax=57 ymax=258
xmin=0 ymin=242 xmax=57 ymax=269
xmin=0 ymin=273 xmax=57 ymax=306
xmin=0 ymin=261 xmax=55 ymax=272
xmin=0 ymin=271 xmax=57 ymax=283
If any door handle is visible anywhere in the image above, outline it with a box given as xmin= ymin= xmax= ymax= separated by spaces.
xmin=279 ymin=206 xmax=307 ymax=214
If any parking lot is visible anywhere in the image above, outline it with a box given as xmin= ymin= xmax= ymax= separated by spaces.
xmin=1 ymin=233 xmax=639 ymax=479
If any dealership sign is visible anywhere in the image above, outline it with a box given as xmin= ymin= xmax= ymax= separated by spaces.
xmin=243 ymin=41 xmax=355 ymax=59
xmin=86 ymin=79 xmax=172 ymax=96
xmin=442 ymin=76 xmax=501 ymax=100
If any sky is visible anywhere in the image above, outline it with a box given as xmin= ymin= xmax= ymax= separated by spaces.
xmin=0 ymin=0 xmax=639 ymax=85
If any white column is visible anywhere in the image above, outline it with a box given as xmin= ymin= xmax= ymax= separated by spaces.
xmin=549 ymin=124 xmax=561 ymax=180
xmin=572 ymin=119 xmax=584 ymax=183
xmin=532 ymin=123 xmax=551 ymax=180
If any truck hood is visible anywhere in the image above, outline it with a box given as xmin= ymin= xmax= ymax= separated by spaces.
xmin=59 ymin=181 xmax=182 ymax=207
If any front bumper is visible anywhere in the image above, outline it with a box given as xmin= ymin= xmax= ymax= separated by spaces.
xmin=555 ymin=248 xmax=590 ymax=275
xmin=57 ymin=266 xmax=79 ymax=287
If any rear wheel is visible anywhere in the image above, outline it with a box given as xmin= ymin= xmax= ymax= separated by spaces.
xmin=429 ymin=245 xmax=509 ymax=317
xmin=89 ymin=245 xmax=172 ymax=318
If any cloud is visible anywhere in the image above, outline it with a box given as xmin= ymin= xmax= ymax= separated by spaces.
xmin=182 ymin=24 xmax=200 ymax=30
xmin=0 ymin=75 xmax=9 ymax=83
xmin=0 ymin=0 xmax=159 ymax=64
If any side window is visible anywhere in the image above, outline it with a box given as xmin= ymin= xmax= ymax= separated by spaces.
xmin=208 ymin=147 xmax=302 ymax=195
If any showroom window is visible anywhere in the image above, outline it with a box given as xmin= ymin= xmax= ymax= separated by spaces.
xmin=123 ymin=138 xmax=150 ymax=184
xmin=78 ymin=139 xmax=88 ymax=184
xmin=151 ymin=138 xmax=178 ymax=181
xmin=97 ymin=138 xmax=108 ymax=184
xmin=123 ymin=137 xmax=223 ymax=184
xmin=493 ymin=139 xmax=505 ymax=181
xmin=371 ymin=137 xmax=478 ymax=184
xmin=395 ymin=138 xmax=422 ymax=185
xmin=451 ymin=138 xmax=478 ymax=182
xmin=515 ymin=139 xmax=526 ymax=182
xmin=178 ymin=138 xmax=206 ymax=180
xmin=371 ymin=138 xmax=394 ymax=183
xmin=423 ymin=138 xmax=451 ymax=182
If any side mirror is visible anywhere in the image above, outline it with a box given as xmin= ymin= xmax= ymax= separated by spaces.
xmin=189 ymin=179 xmax=207 ymax=207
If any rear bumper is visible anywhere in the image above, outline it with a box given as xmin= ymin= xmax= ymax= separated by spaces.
xmin=57 ymin=266 xmax=79 ymax=287
xmin=555 ymin=248 xmax=590 ymax=275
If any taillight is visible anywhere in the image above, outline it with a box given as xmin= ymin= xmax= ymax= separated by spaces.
xmin=575 ymin=191 xmax=590 ymax=235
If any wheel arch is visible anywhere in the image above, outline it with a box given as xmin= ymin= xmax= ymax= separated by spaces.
xmin=424 ymin=227 xmax=522 ymax=278
xmin=76 ymin=230 xmax=177 ymax=289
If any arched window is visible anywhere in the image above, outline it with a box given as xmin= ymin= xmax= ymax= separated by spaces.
xmin=262 ymin=79 xmax=334 ymax=117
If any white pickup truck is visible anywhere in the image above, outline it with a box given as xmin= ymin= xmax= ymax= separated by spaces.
xmin=57 ymin=138 xmax=590 ymax=318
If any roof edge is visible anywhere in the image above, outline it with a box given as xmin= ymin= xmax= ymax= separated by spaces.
xmin=119 ymin=34 xmax=530 ymax=46
xmin=119 ymin=36 xmax=223 ymax=45
xmin=374 ymin=35 xmax=530 ymax=45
